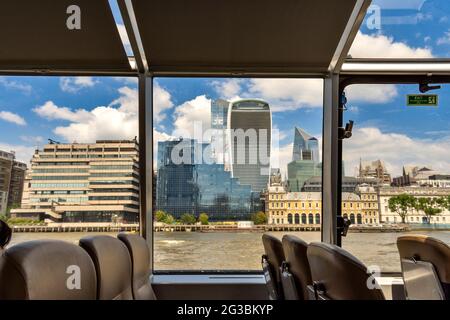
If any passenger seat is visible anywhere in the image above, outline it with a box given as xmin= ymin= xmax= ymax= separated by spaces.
xmin=397 ymin=235 xmax=450 ymax=300
xmin=307 ymin=242 xmax=385 ymax=300
xmin=118 ymin=233 xmax=156 ymax=300
xmin=281 ymin=235 xmax=312 ymax=300
xmin=0 ymin=240 xmax=97 ymax=300
xmin=261 ymin=234 xmax=285 ymax=299
xmin=79 ymin=235 xmax=133 ymax=300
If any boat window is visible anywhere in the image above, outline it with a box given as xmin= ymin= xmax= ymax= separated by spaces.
xmin=352 ymin=0 xmax=446 ymax=59
xmin=0 ymin=75 xmax=139 ymax=245
xmin=153 ymin=77 xmax=322 ymax=271
xmin=341 ymin=82 xmax=450 ymax=272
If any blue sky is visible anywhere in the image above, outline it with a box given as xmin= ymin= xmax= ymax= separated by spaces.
xmin=1 ymin=0 xmax=450 ymax=177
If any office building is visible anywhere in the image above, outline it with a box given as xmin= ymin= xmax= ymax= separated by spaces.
xmin=228 ymin=99 xmax=271 ymax=193
xmin=0 ymin=150 xmax=26 ymax=215
xmin=11 ymin=140 xmax=139 ymax=224
xmin=292 ymin=127 xmax=319 ymax=162
xmin=359 ymin=159 xmax=391 ymax=184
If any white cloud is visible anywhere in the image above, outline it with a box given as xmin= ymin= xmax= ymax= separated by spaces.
xmin=271 ymin=143 xmax=292 ymax=178
xmin=345 ymin=84 xmax=398 ymax=103
xmin=343 ymin=127 xmax=450 ymax=177
xmin=0 ymin=77 xmax=32 ymax=94
xmin=246 ymin=79 xmax=323 ymax=111
xmin=0 ymin=142 xmax=35 ymax=165
xmin=59 ymin=77 xmax=98 ymax=93
xmin=437 ymin=30 xmax=450 ymax=45
xmin=33 ymin=101 xmax=93 ymax=122
xmin=211 ymin=79 xmax=243 ymax=100
xmin=172 ymin=95 xmax=211 ymax=140
xmin=0 ymin=111 xmax=26 ymax=126
xmin=350 ymin=31 xmax=433 ymax=58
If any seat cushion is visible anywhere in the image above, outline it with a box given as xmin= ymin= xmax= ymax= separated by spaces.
xmin=0 ymin=240 xmax=97 ymax=300
xmin=118 ymin=233 xmax=156 ymax=300
xmin=79 ymin=235 xmax=133 ymax=300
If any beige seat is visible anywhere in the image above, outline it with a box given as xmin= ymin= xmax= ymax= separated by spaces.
xmin=118 ymin=233 xmax=156 ymax=300
xmin=0 ymin=240 xmax=97 ymax=300
xmin=79 ymin=235 xmax=133 ymax=300
xmin=262 ymin=234 xmax=285 ymax=299
xmin=281 ymin=235 xmax=312 ymax=300
xmin=307 ymin=242 xmax=385 ymax=300
xmin=397 ymin=235 xmax=450 ymax=300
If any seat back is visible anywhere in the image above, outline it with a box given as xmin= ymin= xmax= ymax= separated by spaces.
xmin=397 ymin=235 xmax=450 ymax=300
xmin=282 ymin=235 xmax=312 ymax=300
xmin=79 ymin=235 xmax=133 ymax=300
xmin=118 ymin=233 xmax=156 ymax=300
xmin=307 ymin=242 xmax=385 ymax=300
xmin=262 ymin=234 xmax=285 ymax=299
xmin=0 ymin=240 xmax=96 ymax=300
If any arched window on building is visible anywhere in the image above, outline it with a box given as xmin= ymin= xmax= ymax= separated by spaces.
xmin=301 ymin=214 xmax=307 ymax=224
xmin=308 ymin=213 xmax=313 ymax=224
xmin=357 ymin=214 xmax=362 ymax=224
xmin=287 ymin=213 xmax=293 ymax=224
xmin=315 ymin=213 xmax=320 ymax=224
xmin=350 ymin=213 xmax=355 ymax=224
xmin=294 ymin=214 xmax=300 ymax=224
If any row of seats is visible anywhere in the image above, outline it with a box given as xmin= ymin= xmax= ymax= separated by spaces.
xmin=262 ymin=234 xmax=450 ymax=300
xmin=0 ymin=233 xmax=156 ymax=300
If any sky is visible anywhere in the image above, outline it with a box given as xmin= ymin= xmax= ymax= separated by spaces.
xmin=1 ymin=0 xmax=450 ymax=178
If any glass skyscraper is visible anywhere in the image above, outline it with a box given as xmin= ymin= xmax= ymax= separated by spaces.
xmin=156 ymin=138 xmax=253 ymax=219
xmin=228 ymin=99 xmax=271 ymax=193
xmin=292 ymin=127 xmax=319 ymax=162
xmin=288 ymin=127 xmax=321 ymax=191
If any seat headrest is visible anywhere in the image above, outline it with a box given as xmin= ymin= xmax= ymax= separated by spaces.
xmin=262 ymin=234 xmax=285 ymax=266
xmin=307 ymin=242 xmax=385 ymax=300
xmin=282 ymin=235 xmax=312 ymax=300
xmin=117 ymin=233 xmax=156 ymax=300
xmin=0 ymin=240 xmax=97 ymax=300
xmin=397 ymin=235 xmax=450 ymax=283
xmin=79 ymin=235 xmax=133 ymax=300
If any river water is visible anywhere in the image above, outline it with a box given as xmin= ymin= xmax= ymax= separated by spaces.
xmin=8 ymin=230 xmax=450 ymax=272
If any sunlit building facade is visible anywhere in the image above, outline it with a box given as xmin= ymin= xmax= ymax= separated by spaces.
xmin=11 ymin=140 xmax=140 ymax=224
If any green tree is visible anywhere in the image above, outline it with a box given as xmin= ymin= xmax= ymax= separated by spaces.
xmin=155 ymin=210 xmax=167 ymax=222
xmin=388 ymin=194 xmax=416 ymax=223
xmin=0 ymin=214 xmax=7 ymax=222
xmin=198 ymin=213 xmax=209 ymax=225
xmin=180 ymin=213 xmax=196 ymax=225
xmin=164 ymin=214 xmax=175 ymax=225
xmin=251 ymin=211 xmax=267 ymax=225
xmin=415 ymin=197 xmax=442 ymax=224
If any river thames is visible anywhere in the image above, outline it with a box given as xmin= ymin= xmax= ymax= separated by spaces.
xmin=8 ymin=230 xmax=450 ymax=272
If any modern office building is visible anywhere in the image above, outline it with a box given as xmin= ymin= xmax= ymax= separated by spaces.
xmin=211 ymin=99 xmax=230 ymax=129
xmin=11 ymin=140 xmax=140 ymax=224
xmin=287 ymin=160 xmax=322 ymax=192
xmin=211 ymin=99 xmax=230 ymax=166
xmin=292 ymin=127 xmax=319 ymax=162
xmin=302 ymin=176 xmax=380 ymax=192
xmin=156 ymin=138 xmax=254 ymax=219
xmin=0 ymin=150 xmax=26 ymax=215
xmin=228 ymin=99 xmax=271 ymax=193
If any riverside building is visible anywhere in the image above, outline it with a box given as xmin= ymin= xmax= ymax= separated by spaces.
xmin=0 ymin=150 xmax=26 ymax=215
xmin=11 ymin=140 xmax=140 ymax=224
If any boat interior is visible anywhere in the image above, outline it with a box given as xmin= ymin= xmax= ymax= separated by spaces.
xmin=0 ymin=0 xmax=450 ymax=301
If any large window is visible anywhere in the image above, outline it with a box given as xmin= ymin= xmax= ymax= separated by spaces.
xmin=153 ymin=78 xmax=323 ymax=271
xmin=0 ymin=75 xmax=139 ymax=245
xmin=341 ymin=83 xmax=450 ymax=272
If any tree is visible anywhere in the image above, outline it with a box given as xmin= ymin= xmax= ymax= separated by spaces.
xmin=251 ymin=211 xmax=267 ymax=225
xmin=155 ymin=210 xmax=175 ymax=224
xmin=155 ymin=210 xmax=167 ymax=222
xmin=180 ymin=213 xmax=196 ymax=225
xmin=388 ymin=194 xmax=416 ymax=223
xmin=198 ymin=213 xmax=209 ymax=225
xmin=415 ymin=197 xmax=442 ymax=224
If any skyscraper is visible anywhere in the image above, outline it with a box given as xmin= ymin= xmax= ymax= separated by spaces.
xmin=292 ymin=127 xmax=319 ymax=162
xmin=228 ymin=99 xmax=271 ymax=193
xmin=288 ymin=127 xmax=321 ymax=191
xmin=156 ymin=138 xmax=253 ymax=219
xmin=211 ymin=99 xmax=230 ymax=167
